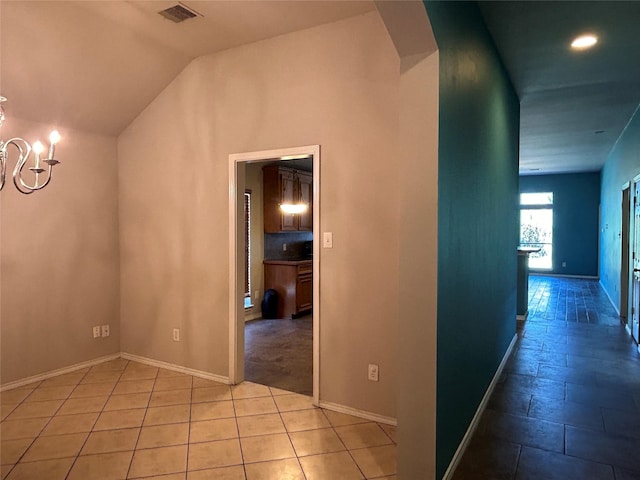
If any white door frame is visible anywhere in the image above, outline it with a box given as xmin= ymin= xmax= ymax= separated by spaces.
xmin=228 ymin=145 xmax=320 ymax=405
xmin=631 ymin=173 xmax=640 ymax=343
xmin=621 ymin=182 xmax=631 ymax=319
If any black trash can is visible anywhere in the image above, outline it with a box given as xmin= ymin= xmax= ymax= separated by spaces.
xmin=261 ymin=289 xmax=279 ymax=319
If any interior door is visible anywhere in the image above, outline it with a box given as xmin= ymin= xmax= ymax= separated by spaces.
xmin=632 ymin=179 xmax=640 ymax=342
xmin=621 ymin=187 xmax=631 ymax=320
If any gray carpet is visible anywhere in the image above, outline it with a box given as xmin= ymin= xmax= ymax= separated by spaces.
xmin=244 ymin=315 xmax=313 ymax=396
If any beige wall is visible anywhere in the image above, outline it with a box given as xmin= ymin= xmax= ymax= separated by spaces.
xmin=396 ymin=51 xmax=439 ymax=478
xmin=1 ymin=117 xmax=120 ymax=384
xmin=374 ymin=2 xmax=440 ymax=473
xmin=245 ymin=163 xmax=264 ymax=321
xmin=118 ymin=11 xmax=400 ymax=416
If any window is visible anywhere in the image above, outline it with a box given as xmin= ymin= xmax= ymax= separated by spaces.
xmin=520 ymin=192 xmax=553 ymax=269
xmin=244 ymin=190 xmax=252 ymax=308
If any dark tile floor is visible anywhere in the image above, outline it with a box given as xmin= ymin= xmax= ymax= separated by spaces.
xmin=244 ymin=315 xmax=313 ymax=396
xmin=453 ymin=275 xmax=640 ymax=480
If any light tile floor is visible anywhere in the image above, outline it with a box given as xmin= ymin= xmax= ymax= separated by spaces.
xmin=0 ymin=359 xmax=396 ymax=479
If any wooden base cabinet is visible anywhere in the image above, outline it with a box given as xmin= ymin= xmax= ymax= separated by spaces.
xmin=264 ymin=259 xmax=313 ymax=318
xmin=295 ymin=261 xmax=313 ymax=313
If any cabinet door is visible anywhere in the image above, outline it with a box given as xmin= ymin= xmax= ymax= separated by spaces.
xmin=296 ymin=273 xmax=313 ymax=312
xmin=263 ymin=166 xmax=281 ymax=233
xmin=297 ymin=172 xmax=313 ymax=231
xmin=280 ymin=169 xmax=297 ymax=231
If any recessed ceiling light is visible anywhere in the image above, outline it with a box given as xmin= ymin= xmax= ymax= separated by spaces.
xmin=571 ymin=34 xmax=598 ymax=50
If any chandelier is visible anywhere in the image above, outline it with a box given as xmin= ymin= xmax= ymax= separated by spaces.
xmin=0 ymin=96 xmax=61 ymax=194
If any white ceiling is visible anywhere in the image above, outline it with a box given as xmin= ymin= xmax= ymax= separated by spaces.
xmin=479 ymin=1 xmax=640 ymax=175
xmin=0 ymin=0 xmax=374 ymax=136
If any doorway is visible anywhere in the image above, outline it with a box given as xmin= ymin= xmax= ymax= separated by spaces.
xmin=621 ymin=184 xmax=631 ymax=321
xmin=519 ymin=192 xmax=554 ymax=270
xmin=228 ymin=145 xmax=320 ymax=404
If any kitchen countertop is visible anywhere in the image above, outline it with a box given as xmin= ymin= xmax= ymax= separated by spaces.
xmin=263 ymin=258 xmax=313 ymax=265
xmin=517 ymin=247 xmax=542 ymax=255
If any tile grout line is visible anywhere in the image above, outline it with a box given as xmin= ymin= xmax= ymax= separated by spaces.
xmin=3 ymin=360 xmax=131 ymax=480
xmin=2 ymin=368 xmax=92 ymax=479
xmin=458 ymin=276 xmax=639 ymax=477
xmin=183 ymin=374 xmax=194 ymax=479
xmin=512 ymin=443 xmax=524 ymax=479
xmin=63 ymin=361 xmax=126 ymax=480
xmin=322 ymin=409 xmax=380 ymax=480
xmin=332 ymin=417 xmax=371 ymax=479
xmin=15 ymin=364 xmax=104 ymax=478
xmin=123 ymin=362 xmax=158 ymax=480
xmin=3 ymin=369 xmax=397 ymax=479
xmin=273 ymin=389 xmax=310 ymax=480
xmin=229 ymin=383 xmax=249 ymax=479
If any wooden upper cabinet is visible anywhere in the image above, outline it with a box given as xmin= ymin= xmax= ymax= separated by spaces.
xmin=297 ymin=171 xmax=313 ymax=231
xmin=280 ymin=169 xmax=297 ymax=231
xmin=263 ymin=165 xmax=313 ymax=233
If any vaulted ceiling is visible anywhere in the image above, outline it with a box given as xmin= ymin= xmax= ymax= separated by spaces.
xmin=2 ymin=1 xmax=639 ymax=175
xmin=0 ymin=1 xmax=374 ymax=136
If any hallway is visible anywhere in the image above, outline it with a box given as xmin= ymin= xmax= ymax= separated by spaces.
xmin=453 ymin=276 xmax=640 ymax=479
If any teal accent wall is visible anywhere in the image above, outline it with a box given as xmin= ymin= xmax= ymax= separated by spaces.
xmin=600 ymin=106 xmax=640 ymax=311
xmin=424 ymin=2 xmax=520 ymax=477
xmin=520 ymin=173 xmax=600 ymax=277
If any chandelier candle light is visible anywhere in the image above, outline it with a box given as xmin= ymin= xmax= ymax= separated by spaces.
xmin=0 ymin=96 xmax=61 ymax=194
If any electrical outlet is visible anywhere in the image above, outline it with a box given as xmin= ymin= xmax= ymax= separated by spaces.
xmin=173 ymin=328 xmax=180 ymax=342
xmin=101 ymin=325 xmax=110 ymax=337
xmin=562 ymin=261 xmax=566 ymax=268
xmin=368 ymin=364 xmax=379 ymax=382
xmin=254 ymin=290 xmax=260 ymax=299
xmin=283 ymin=243 xmax=287 ymax=251
xmin=92 ymin=326 xmax=101 ymax=338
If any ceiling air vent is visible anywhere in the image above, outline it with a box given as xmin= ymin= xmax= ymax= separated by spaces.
xmin=158 ymin=3 xmax=200 ymax=23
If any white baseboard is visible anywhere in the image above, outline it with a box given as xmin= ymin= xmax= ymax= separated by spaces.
xmin=599 ymin=280 xmax=621 ymax=315
xmin=244 ymin=312 xmax=262 ymax=322
xmin=2 ymin=352 xmax=231 ymax=392
xmin=120 ymin=352 xmax=229 ymax=385
xmin=0 ymin=353 xmax=121 ymax=392
xmin=442 ymin=333 xmax=518 ymax=480
xmin=317 ymin=400 xmax=397 ymax=426
xmin=624 ymin=325 xmax=640 ymax=352
xmin=533 ymin=273 xmax=599 ymax=280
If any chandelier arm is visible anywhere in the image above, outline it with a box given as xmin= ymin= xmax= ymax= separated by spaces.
xmin=0 ymin=142 xmax=6 ymax=191
xmin=7 ymin=138 xmax=36 ymax=195
xmin=25 ymin=163 xmax=54 ymax=192
xmin=0 ymin=96 xmax=61 ymax=194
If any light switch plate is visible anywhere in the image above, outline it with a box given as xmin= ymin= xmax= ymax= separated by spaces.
xmin=323 ymin=232 xmax=333 ymax=248
xmin=368 ymin=364 xmax=379 ymax=382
